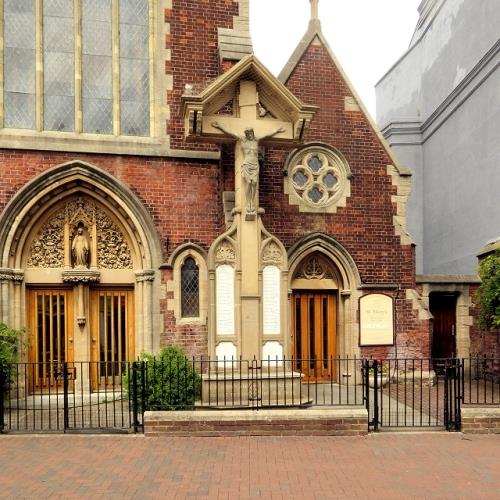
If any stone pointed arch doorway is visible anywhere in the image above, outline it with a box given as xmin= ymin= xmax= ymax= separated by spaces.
xmin=288 ymin=234 xmax=362 ymax=382
xmin=0 ymin=162 xmax=161 ymax=392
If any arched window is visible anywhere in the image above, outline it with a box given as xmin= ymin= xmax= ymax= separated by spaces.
xmin=181 ymin=257 xmax=199 ymax=318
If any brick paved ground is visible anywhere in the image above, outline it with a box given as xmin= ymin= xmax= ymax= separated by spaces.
xmin=0 ymin=433 xmax=499 ymax=499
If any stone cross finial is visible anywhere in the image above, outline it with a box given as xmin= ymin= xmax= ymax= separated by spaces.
xmin=310 ymin=0 xmax=319 ymax=20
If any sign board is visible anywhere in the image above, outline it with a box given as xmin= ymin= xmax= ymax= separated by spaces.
xmin=359 ymin=294 xmax=394 ymax=346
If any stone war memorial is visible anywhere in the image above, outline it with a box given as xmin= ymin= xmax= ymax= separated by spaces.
xmin=0 ymin=0 xmax=498 ymax=435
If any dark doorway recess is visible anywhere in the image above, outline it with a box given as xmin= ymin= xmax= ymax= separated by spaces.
xmin=430 ymin=293 xmax=457 ymax=359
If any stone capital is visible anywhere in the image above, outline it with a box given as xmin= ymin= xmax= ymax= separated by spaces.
xmin=0 ymin=268 xmax=24 ymax=283
xmin=135 ymin=269 xmax=156 ymax=283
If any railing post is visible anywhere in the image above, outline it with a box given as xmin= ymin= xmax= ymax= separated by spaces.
xmin=363 ymin=360 xmax=370 ymax=429
xmin=373 ymin=359 xmax=379 ymax=432
xmin=63 ymin=362 xmax=69 ymax=432
xmin=140 ymin=361 xmax=147 ymax=425
xmin=0 ymin=361 xmax=5 ymax=433
xmin=132 ymin=361 xmax=139 ymax=434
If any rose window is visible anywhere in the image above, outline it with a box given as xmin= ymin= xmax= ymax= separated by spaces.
xmin=287 ymin=147 xmax=349 ymax=210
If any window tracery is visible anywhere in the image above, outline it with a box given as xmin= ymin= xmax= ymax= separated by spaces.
xmin=285 ymin=145 xmax=351 ymax=213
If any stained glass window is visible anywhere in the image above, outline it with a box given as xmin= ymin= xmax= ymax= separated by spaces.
xmin=181 ymin=257 xmax=200 ymax=318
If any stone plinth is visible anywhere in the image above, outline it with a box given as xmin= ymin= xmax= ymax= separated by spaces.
xmin=201 ymin=370 xmax=308 ymax=407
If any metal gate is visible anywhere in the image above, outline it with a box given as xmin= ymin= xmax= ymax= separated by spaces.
xmin=364 ymin=359 xmax=463 ymax=432
xmin=0 ymin=362 xmax=144 ymax=433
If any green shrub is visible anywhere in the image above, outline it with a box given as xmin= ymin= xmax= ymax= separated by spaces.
xmin=476 ymin=250 xmax=500 ymax=331
xmin=124 ymin=345 xmax=202 ymax=411
xmin=0 ymin=323 xmax=24 ymax=392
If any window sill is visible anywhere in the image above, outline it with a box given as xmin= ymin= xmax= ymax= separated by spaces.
xmin=0 ymin=129 xmax=220 ymax=159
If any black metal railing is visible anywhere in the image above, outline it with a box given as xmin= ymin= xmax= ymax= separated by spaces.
xmin=1 ymin=356 xmax=499 ymax=434
xmin=463 ymin=355 xmax=500 ymax=405
xmin=0 ymin=361 xmax=144 ymax=433
xmin=365 ymin=357 xmax=500 ymax=431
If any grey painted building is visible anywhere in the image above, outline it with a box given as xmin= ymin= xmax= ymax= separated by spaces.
xmin=376 ymin=0 xmax=500 ymax=275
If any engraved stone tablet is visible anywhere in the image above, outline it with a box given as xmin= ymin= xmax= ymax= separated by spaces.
xmin=216 ymin=264 xmax=235 ymax=336
xmin=263 ymin=265 xmax=280 ymax=335
xmin=360 ymin=294 xmax=394 ymax=346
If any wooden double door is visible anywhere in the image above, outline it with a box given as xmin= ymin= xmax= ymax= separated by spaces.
xmin=27 ymin=288 xmax=134 ymax=392
xmin=291 ymin=292 xmax=337 ymax=381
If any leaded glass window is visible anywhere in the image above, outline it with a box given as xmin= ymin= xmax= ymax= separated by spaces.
xmin=4 ymin=0 xmax=36 ymax=129
xmin=181 ymin=257 xmax=200 ymax=318
xmin=1 ymin=0 xmax=151 ymax=137
xmin=43 ymin=0 xmax=75 ymax=132
xmin=82 ymin=0 xmax=113 ymax=134
xmin=120 ymin=0 xmax=150 ymax=137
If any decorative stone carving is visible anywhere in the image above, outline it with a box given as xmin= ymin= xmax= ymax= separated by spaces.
xmin=96 ymin=210 xmax=133 ymax=269
xmin=262 ymin=241 xmax=283 ymax=265
xmin=295 ymin=255 xmax=334 ymax=280
xmin=215 ymin=240 xmax=236 ymax=265
xmin=27 ymin=211 xmax=65 ymax=268
xmin=27 ymin=196 xmax=133 ymax=270
xmin=62 ymin=269 xmax=101 ymax=283
xmin=285 ymin=144 xmax=351 ymax=213
xmin=66 ymin=197 xmax=95 ymax=228
xmin=135 ymin=270 xmax=155 ymax=282
xmin=0 ymin=269 xmax=24 ymax=282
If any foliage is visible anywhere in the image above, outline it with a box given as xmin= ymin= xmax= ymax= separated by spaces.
xmin=124 ymin=345 xmax=202 ymax=411
xmin=0 ymin=323 xmax=24 ymax=392
xmin=476 ymin=250 xmax=500 ymax=330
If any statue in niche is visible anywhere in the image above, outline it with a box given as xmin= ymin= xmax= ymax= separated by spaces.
xmin=72 ymin=225 xmax=90 ymax=268
xmin=212 ymin=122 xmax=285 ymax=214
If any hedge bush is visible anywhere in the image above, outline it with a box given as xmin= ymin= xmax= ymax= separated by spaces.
xmin=476 ymin=249 xmax=500 ymax=331
xmin=125 ymin=345 xmax=202 ymax=411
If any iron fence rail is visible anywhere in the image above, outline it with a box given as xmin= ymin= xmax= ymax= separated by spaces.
xmin=1 ymin=356 xmax=499 ymax=434
xmin=0 ymin=361 xmax=141 ymax=433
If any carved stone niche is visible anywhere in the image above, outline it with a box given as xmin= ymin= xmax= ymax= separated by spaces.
xmin=26 ymin=196 xmax=133 ymax=276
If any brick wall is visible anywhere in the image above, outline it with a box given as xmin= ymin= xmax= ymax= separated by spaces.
xmin=462 ymin=407 xmax=500 ymax=434
xmin=144 ymin=409 xmax=368 ymax=437
xmin=167 ymin=0 xmax=237 ymax=150
xmin=259 ymin=40 xmax=429 ymax=357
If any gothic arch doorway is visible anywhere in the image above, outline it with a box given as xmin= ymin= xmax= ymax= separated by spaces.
xmin=290 ymin=252 xmax=338 ymax=381
xmin=0 ymin=162 xmax=162 ymax=391
xmin=288 ymin=234 xmax=362 ymax=381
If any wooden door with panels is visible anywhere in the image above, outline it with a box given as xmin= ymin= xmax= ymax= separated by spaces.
xmin=27 ymin=288 xmax=75 ymax=392
xmin=90 ymin=289 xmax=134 ymax=390
xmin=291 ymin=292 xmax=337 ymax=381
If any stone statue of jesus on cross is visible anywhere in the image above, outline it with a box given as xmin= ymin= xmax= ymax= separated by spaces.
xmin=212 ymin=122 xmax=285 ymax=215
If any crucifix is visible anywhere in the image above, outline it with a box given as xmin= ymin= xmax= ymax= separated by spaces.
xmin=212 ymin=123 xmax=285 ymax=216
xmin=204 ymin=80 xmax=292 ymax=221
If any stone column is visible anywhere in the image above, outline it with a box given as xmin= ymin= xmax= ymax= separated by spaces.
xmin=135 ymin=270 xmax=156 ymax=354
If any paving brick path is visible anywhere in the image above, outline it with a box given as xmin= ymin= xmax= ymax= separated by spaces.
xmin=0 ymin=433 xmax=499 ymax=499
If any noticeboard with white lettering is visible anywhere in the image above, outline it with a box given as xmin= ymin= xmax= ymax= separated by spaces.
xmin=359 ymin=294 xmax=394 ymax=346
